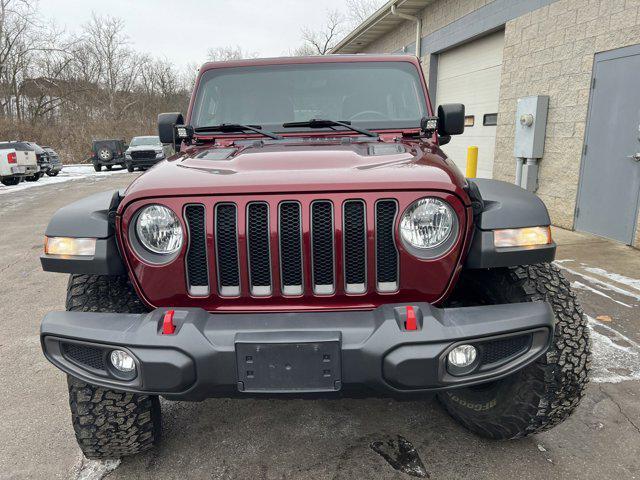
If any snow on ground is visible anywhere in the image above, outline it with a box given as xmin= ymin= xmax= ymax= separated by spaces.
xmin=556 ymin=260 xmax=640 ymax=383
xmin=0 ymin=164 xmax=129 ymax=195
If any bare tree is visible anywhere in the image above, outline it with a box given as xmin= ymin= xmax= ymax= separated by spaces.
xmin=206 ymin=45 xmax=258 ymax=62
xmin=297 ymin=9 xmax=344 ymax=55
xmin=345 ymin=0 xmax=384 ymax=26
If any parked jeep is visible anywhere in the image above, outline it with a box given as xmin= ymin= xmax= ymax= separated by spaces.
xmin=124 ymin=135 xmax=166 ymax=172
xmin=40 ymin=56 xmax=589 ymax=460
xmin=91 ymin=139 xmax=126 ymax=171
xmin=0 ymin=141 xmax=38 ymax=185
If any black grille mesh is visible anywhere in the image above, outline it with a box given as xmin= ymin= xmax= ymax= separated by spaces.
xmin=480 ymin=335 xmax=531 ymax=365
xmin=247 ymin=203 xmax=271 ymax=288
xmin=62 ymin=343 xmax=106 ymax=371
xmin=375 ymin=200 xmax=398 ymax=285
xmin=279 ymin=202 xmax=303 ymax=289
xmin=343 ymin=201 xmax=366 ymax=286
xmin=216 ymin=204 xmax=240 ymax=289
xmin=311 ymin=201 xmax=334 ymax=289
xmin=130 ymin=150 xmax=156 ymax=160
xmin=185 ymin=205 xmax=208 ymax=289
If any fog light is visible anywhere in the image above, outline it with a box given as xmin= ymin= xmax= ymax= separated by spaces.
xmin=110 ymin=350 xmax=136 ymax=373
xmin=448 ymin=344 xmax=477 ymax=368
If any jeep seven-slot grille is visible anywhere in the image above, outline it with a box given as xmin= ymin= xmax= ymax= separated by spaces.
xmin=182 ymin=197 xmax=400 ymax=297
xmin=375 ymin=200 xmax=399 ymax=292
xmin=247 ymin=202 xmax=272 ymax=296
xmin=343 ymin=200 xmax=367 ymax=293
xmin=185 ymin=205 xmax=209 ymax=296
xmin=215 ymin=203 xmax=240 ymax=296
xmin=311 ymin=201 xmax=335 ymax=294
xmin=279 ymin=202 xmax=303 ymax=295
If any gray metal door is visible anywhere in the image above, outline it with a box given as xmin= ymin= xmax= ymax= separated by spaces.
xmin=575 ymin=44 xmax=640 ymax=244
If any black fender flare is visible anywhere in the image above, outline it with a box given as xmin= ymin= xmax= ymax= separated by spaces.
xmin=464 ymin=179 xmax=556 ymax=269
xmin=40 ymin=190 xmax=126 ymax=275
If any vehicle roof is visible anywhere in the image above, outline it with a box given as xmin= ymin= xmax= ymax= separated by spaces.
xmin=199 ymin=54 xmax=421 ymax=72
xmin=131 ymin=135 xmax=160 ymax=139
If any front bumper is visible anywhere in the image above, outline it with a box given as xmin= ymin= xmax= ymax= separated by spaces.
xmin=41 ymin=302 xmax=553 ymax=400
xmin=126 ymin=156 xmax=163 ymax=167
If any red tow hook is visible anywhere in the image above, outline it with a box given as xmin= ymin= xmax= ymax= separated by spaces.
xmin=162 ymin=310 xmax=176 ymax=335
xmin=405 ymin=306 xmax=418 ymax=331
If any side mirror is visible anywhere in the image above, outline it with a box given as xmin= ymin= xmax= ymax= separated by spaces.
xmin=437 ymin=104 xmax=465 ymax=136
xmin=158 ymin=112 xmax=185 ymax=148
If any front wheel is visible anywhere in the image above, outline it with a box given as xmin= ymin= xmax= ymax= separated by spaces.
xmin=105 ymin=165 xmax=113 ymax=171
xmin=438 ymin=263 xmax=590 ymax=439
xmin=93 ymin=163 xmax=101 ymax=172
xmin=65 ymin=274 xmax=161 ymax=459
xmin=25 ymin=174 xmax=39 ymax=182
xmin=46 ymin=170 xmax=59 ymax=177
xmin=126 ymin=162 xmax=134 ymax=172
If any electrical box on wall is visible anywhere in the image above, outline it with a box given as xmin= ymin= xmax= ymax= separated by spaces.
xmin=514 ymin=95 xmax=549 ymax=159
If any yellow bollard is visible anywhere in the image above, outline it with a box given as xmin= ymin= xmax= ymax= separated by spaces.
xmin=466 ymin=146 xmax=478 ymax=178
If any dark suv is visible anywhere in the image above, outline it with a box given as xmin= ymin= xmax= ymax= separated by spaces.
xmin=40 ymin=55 xmax=589 ymax=460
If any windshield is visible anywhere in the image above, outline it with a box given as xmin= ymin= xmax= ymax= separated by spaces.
xmin=130 ymin=136 xmax=162 ymax=146
xmin=190 ymin=61 xmax=427 ymax=133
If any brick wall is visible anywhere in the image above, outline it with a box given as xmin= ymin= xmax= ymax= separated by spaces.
xmin=494 ymin=0 xmax=640 ymax=245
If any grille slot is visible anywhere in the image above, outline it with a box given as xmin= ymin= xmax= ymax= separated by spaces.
xmin=279 ymin=202 xmax=303 ymax=295
xmin=185 ymin=204 xmax=209 ymax=296
xmin=62 ymin=343 xmax=106 ymax=371
xmin=311 ymin=201 xmax=335 ymax=295
xmin=247 ymin=202 xmax=272 ymax=296
xmin=343 ymin=200 xmax=367 ymax=294
xmin=215 ymin=203 xmax=240 ymax=296
xmin=375 ymin=200 xmax=399 ymax=292
xmin=480 ymin=335 xmax=531 ymax=365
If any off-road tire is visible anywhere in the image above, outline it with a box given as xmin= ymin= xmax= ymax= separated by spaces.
xmin=46 ymin=170 xmax=59 ymax=177
xmin=106 ymin=165 xmax=113 ymax=171
xmin=127 ymin=162 xmax=134 ymax=172
xmin=1 ymin=177 xmax=20 ymax=186
xmin=438 ymin=263 xmax=590 ymax=439
xmin=65 ymin=274 xmax=160 ymax=459
xmin=93 ymin=163 xmax=101 ymax=172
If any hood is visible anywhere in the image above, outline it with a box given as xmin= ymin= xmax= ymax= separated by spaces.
xmin=127 ymin=145 xmax=163 ymax=152
xmin=121 ymin=138 xmax=469 ymax=206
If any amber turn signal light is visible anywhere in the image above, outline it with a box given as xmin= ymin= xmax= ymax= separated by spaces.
xmin=493 ymin=226 xmax=552 ymax=248
xmin=44 ymin=236 xmax=97 ymax=256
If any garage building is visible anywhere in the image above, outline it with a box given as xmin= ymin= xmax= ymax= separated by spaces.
xmin=332 ymin=0 xmax=640 ymax=247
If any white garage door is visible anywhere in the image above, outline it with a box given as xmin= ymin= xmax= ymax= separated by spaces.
xmin=436 ymin=30 xmax=505 ymax=178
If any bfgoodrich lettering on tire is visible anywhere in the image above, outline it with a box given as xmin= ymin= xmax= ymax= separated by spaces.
xmin=439 ymin=263 xmax=590 ymax=439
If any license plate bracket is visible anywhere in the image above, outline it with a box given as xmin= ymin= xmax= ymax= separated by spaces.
xmin=235 ymin=332 xmax=341 ymax=393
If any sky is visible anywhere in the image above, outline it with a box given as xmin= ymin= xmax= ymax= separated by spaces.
xmin=39 ymin=0 xmax=357 ymax=69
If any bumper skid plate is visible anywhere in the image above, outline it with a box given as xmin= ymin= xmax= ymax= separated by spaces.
xmin=41 ymin=302 xmax=554 ymax=399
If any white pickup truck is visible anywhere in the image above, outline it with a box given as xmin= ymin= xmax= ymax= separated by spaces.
xmin=0 ymin=141 xmax=39 ymax=186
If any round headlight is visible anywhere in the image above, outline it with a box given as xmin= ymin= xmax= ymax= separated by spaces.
xmin=400 ymin=198 xmax=456 ymax=250
xmin=135 ymin=205 xmax=183 ymax=254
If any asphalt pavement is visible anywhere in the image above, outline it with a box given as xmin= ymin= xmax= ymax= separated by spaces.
xmin=0 ymin=172 xmax=638 ymax=480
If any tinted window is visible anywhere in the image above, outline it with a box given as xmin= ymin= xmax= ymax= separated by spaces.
xmin=191 ymin=62 xmax=428 ymax=132
xmin=0 ymin=142 xmax=32 ymax=151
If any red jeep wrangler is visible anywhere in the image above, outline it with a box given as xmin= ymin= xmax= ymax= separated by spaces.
xmin=40 ymin=56 xmax=589 ymax=459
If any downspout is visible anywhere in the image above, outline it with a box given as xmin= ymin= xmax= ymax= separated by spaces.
xmin=390 ymin=3 xmax=422 ymax=59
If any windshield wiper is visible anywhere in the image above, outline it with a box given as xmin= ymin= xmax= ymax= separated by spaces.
xmin=282 ymin=119 xmax=378 ymax=138
xmin=193 ymin=123 xmax=282 ymax=140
